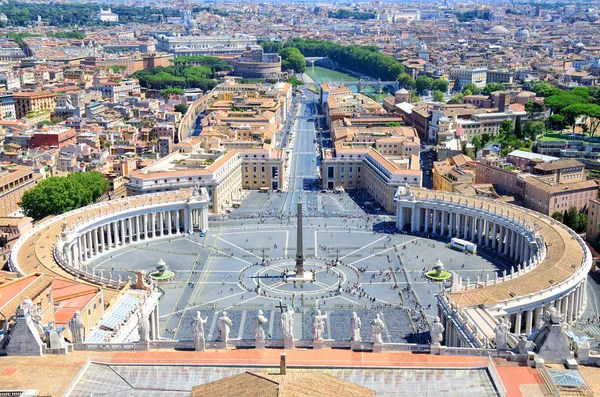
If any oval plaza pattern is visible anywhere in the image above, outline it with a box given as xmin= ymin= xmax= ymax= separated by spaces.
xmin=395 ymin=185 xmax=592 ymax=346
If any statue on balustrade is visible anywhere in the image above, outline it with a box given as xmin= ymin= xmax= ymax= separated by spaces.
xmin=371 ymin=314 xmax=385 ymax=345
xmin=254 ymin=310 xmax=269 ymax=341
xmin=280 ymin=304 xmax=295 ymax=340
xmin=311 ymin=310 xmax=327 ymax=341
xmin=68 ymin=311 xmax=85 ymax=343
xmin=192 ymin=311 xmax=207 ymax=350
xmin=494 ymin=317 xmax=510 ymax=350
xmin=430 ymin=316 xmax=445 ymax=346
xmin=138 ymin=312 xmax=150 ymax=343
xmin=350 ymin=312 xmax=362 ymax=342
xmin=217 ymin=311 xmax=232 ymax=343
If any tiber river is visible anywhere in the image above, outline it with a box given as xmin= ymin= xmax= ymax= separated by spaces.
xmin=303 ymin=65 xmax=388 ymax=101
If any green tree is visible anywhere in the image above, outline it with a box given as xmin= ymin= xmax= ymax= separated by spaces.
xmin=551 ymin=211 xmax=564 ymax=223
xmin=410 ymin=89 xmax=420 ymax=103
xmin=524 ymin=100 xmax=544 ymax=120
xmin=513 ymin=115 xmax=523 ymax=139
xmin=563 ymin=207 xmax=580 ymax=230
xmin=461 ymin=141 xmax=468 ymax=155
xmin=397 ymin=73 xmax=415 ymax=89
xmin=20 ymin=171 xmax=107 ymax=220
xmin=548 ymin=114 xmax=565 ymax=129
xmin=386 ymin=122 xmax=401 ymax=127
xmin=499 ymin=120 xmax=513 ymax=135
xmin=482 ymin=82 xmax=505 ymax=95
xmin=523 ymin=121 xmax=545 ymax=139
xmin=471 ymin=135 xmax=482 ymax=155
xmin=286 ymin=77 xmax=304 ymax=87
xmin=415 ymin=75 xmax=433 ymax=96
xmin=447 ymin=93 xmax=463 ymax=104
xmin=278 ymin=47 xmax=306 ymax=73
xmin=431 ymin=79 xmax=449 ymax=93
xmin=544 ymin=93 xmax=585 ymax=115
xmin=174 ymin=104 xmax=188 ymax=114
xmin=481 ymin=133 xmax=491 ymax=146
xmin=461 ymin=83 xmax=480 ymax=95
xmin=432 ymin=90 xmax=445 ymax=103
xmin=530 ymin=80 xmax=560 ymax=97
xmin=160 ymin=88 xmax=185 ymax=96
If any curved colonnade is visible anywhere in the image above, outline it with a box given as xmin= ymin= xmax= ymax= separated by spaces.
xmin=9 ymin=189 xmax=210 ymax=288
xmin=395 ymin=186 xmax=592 ymax=344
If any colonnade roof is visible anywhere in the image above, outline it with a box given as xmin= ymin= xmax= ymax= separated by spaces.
xmin=404 ymin=189 xmax=585 ymax=308
xmin=15 ymin=191 xmax=194 ymax=302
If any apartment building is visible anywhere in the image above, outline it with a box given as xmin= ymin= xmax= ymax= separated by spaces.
xmin=321 ymin=120 xmax=422 ymax=212
xmin=476 ymin=155 xmax=598 ymax=215
xmin=0 ymin=166 xmax=43 ymax=216
xmin=449 ymin=66 xmax=487 ymax=89
xmin=432 ymin=154 xmax=476 ymax=192
xmin=13 ymin=91 xmax=56 ymax=119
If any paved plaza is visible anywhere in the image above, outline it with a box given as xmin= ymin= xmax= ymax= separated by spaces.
xmin=89 ymin=211 xmax=512 ymax=343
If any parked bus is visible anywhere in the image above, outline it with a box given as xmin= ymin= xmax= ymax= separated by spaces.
xmin=450 ymin=238 xmax=477 ymax=254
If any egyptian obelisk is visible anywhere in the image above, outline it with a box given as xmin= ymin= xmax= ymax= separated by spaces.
xmin=295 ymin=201 xmax=304 ymax=275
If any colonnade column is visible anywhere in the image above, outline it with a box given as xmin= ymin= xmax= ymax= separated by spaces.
xmin=424 ymin=209 xmax=430 ymax=233
xmin=432 ymin=209 xmax=438 ymax=235
xmin=175 ymin=210 xmax=180 ymax=234
xmin=492 ymin=223 xmax=497 ymax=250
xmin=441 ymin=211 xmax=447 ymax=236
xmin=151 ymin=213 xmax=156 ymax=237
xmin=514 ymin=312 xmax=522 ymax=335
xmin=478 ymin=219 xmax=484 ymax=246
xmin=120 ymin=219 xmax=126 ymax=245
xmin=107 ymin=222 xmax=112 ymax=249
xmin=449 ymin=212 xmax=455 ymax=237
xmin=525 ymin=310 xmax=533 ymax=335
xmin=166 ymin=211 xmax=172 ymax=236
xmin=411 ymin=207 xmax=418 ymax=233
xmin=510 ymin=230 xmax=516 ymax=259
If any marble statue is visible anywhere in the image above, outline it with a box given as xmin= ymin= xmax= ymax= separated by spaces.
xmin=371 ymin=314 xmax=385 ymax=345
xmin=311 ymin=310 xmax=327 ymax=341
xmin=254 ymin=310 xmax=269 ymax=340
xmin=494 ymin=317 xmax=510 ymax=350
xmin=192 ymin=311 xmax=207 ymax=349
xmin=280 ymin=304 xmax=295 ymax=340
xmin=350 ymin=312 xmax=362 ymax=342
xmin=430 ymin=316 xmax=445 ymax=345
xmin=68 ymin=311 xmax=85 ymax=343
xmin=217 ymin=311 xmax=232 ymax=342
xmin=138 ymin=312 xmax=150 ymax=342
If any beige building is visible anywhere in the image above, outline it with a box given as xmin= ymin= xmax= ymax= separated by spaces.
xmin=13 ymin=91 xmax=56 ymax=119
xmin=0 ymin=166 xmax=43 ymax=216
xmin=432 ymin=154 xmax=476 ymax=192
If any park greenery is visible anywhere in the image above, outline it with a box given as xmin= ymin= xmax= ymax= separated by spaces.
xmin=159 ymin=88 xmax=185 ymax=96
xmin=171 ymin=56 xmax=232 ymax=72
xmin=278 ymin=47 xmax=306 ymax=74
xmin=286 ymin=77 xmax=304 ymax=87
xmin=327 ymin=9 xmax=375 ymax=20
xmin=551 ymin=207 xmax=587 ymax=233
xmin=531 ymin=82 xmax=600 ymax=134
xmin=47 ymin=31 xmax=85 ymax=39
xmin=20 ymin=172 xmax=107 ymax=220
xmin=132 ymin=65 xmax=219 ymax=91
xmin=0 ymin=2 xmax=180 ymax=27
xmin=260 ymin=38 xmax=404 ymax=81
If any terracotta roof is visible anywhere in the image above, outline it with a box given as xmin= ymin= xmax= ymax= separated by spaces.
xmin=190 ymin=371 xmax=375 ymax=397
xmin=533 ymin=159 xmax=583 ymax=171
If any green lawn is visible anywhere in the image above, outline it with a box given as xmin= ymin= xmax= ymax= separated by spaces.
xmin=538 ymin=132 xmax=569 ymax=142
